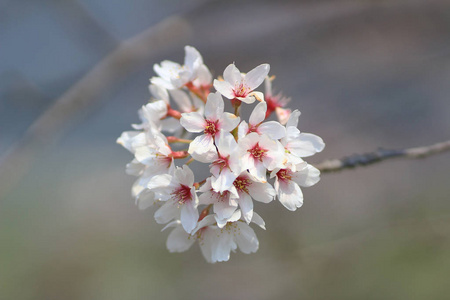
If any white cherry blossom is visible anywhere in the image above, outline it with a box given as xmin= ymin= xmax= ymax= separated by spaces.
xmin=148 ymin=165 xmax=199 ymax=234
xmin=237 ymin=101 xmax=285 ymax=140
xmin=198 ymin=177 xmax=239 ymax=225
xmin=118 ymin=47 xmax=325 ymax=262
xmin=238 ymin=132 xmax=285 ymax=182
xmin=281 ymin=110 xmax=325 ymax=166
xmin=271 ymin=163 xmax=321 ymax=211
xmin=213 ymin=63 xmax=269 ymax=104
xmin=180 ymin=92 xmax=240 ymax=162
xmin=229 ymin=172 xmax=276 ymax=223
xmin=151 ymin=46 xmax=209 ymax=89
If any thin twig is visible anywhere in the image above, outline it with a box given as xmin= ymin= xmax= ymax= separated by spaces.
xmin=0 ymin=16 xmax=192 ymax=200
xmin=316 ymin=140 xmax=450 ymax=173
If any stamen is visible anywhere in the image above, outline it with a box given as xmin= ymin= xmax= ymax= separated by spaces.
xmin=204 ymin=119 xmax=219 ymax=136
xmin=171 ymin=184 xmax=192 ymax=204
xmin=248 ymin=143 xmax=268 ymax=162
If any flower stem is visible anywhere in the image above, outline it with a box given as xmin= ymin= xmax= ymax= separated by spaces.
xmin=169 ymin=151 xmax=189 ymax=159
xmin=166 ymin=107 xmax=182 ymax=119
xmin=167 ymin=136 xmax=192 ymax=144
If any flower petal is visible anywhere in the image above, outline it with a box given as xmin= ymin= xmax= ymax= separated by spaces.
xmin=277 ymin=180 xmax=303 ymax=211
xmin=169 ymin=89 xmax=192 ymax=112
xmin=258 ymin=121 xmax=285 ymax=139
xmin=223 ymin=64 xmax=242 ymax=85
xmin=244 ymin=64 xmax=270 ymax=90
xmin=154 ymin=201 xmax=179 ymax=224
xmin=248 ymin=181 xmax=276 ymax=203
xmin=292 ymin=164 xmax=321 ymax=187
xmin=221 ymin=112 xmax=240 ymax=132
xmin=249 ymin=101 xmax=267 ymax=125
xmin=235 ymin=223 xmax=259 ymax=254
xmin=237 ymin=193 xmax=253 ymax=223
xmin=213 ymin=80 xmax=234 ymax=99
xmin=180 ymin=112 xmax=205 ymax=132
xmin=166 ymin=226 xmax=195 ymax=252
xmin=180 ymin=202 xmax=199 ymax=233
xmin=204 ymin=91 xmax=224 ymax=120
xmin=288 ymin=133 xmax=325 ymax=157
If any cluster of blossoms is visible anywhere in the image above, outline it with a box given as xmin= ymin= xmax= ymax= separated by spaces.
xmin=117 ymin=46 xmax=324 ymax=263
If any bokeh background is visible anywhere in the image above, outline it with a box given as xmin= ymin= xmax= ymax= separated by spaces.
xmin=1 ymin=0 xmax=450 ymax=299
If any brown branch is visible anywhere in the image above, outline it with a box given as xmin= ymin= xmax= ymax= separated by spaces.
xmin=0 ymin=16 xmax=192 ymax=200
xmin=316 ymin=140 xmax=450 ymax=173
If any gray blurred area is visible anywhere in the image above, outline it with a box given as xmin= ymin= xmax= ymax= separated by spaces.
xmin=1 ymin=0 xmax=450 ymax=299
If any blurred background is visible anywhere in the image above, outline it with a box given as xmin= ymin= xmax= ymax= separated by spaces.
xmin=1 ymin=0 xmax=450 ymax=299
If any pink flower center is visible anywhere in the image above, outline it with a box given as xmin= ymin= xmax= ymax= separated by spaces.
xmin=204 ymin=119 xmax=219 ymax=136
xmin=248 ymin=143 xmax=268 ymax=162
xmin=171 ymin=184 xmax=192 ymax=204
xmin=276 ymin=169 xmax=292 ymax=183
xmin=233 ymin=83 xmax=249 ymax=98
xmin=247 ymin=124 xmax=259 ymax=134
xmin=211 ymin=155 xmax=229 ymax=172
xmin=233 ymin=176 xmax=252 ymax=194
xmin=213 ymin=190 xmax=230 ymax=202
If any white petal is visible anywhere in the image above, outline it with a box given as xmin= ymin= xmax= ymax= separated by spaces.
xmin=117 ymin=131 xmax=140 ymax=153
xmin=150 ymin=76 xmax=174 ymax=90
xmin=249 ymin=101 xmax=267 ymax=125
xmin=169 ymin=89 xmax=192 ymax=112
xmin=166 ymin=226 xmax=195 ymax=252
xmin=213 ymin=80 xmax=234 ymax=99
xmin=248 ymin=162 xmax=267 ymax=183
xmin=204 ymin=92 xmax=224 ymax=120
xmin=154 ymin=201 xmax=179 ymax=224
xmin=236 ymin=95 xmax=255 ymax=104
xmin=237 ymin=121 xmax=249 ymax=139
xmin=184 ymin=46 xmax=203 ymax=70
xmin=211 ymin=168 xmax=238 ymax=194
xmin=194 ymin=64 xmax=212 ymax=86
xmin=192 ymin=215 xmax=216 ymax=235
xmin=244 ymin=64 xmax=270 ymax=90
xmin=136 ymin=190 xmax=156 ymax=210
xmin=180 ymin=112 xmax=205 ymax=132
xmin=220 ymin=113 xmax=240 ymax=132
xmin=251 ymin=212 xmax=266 ymax=230
xmin=237 ymin=193 xmax=253 ymax=223
xmin=223 ymin=64 xmax=242 ymax=85
xmin=147 ymin=174 xmax=172 ymax=190
xmin=212 ymin=232 xmax=234 ymax=263
xmin=235 ymin=223 xmax=259 ymax=254
xmin=214 ymin=200 xmax=238 ymax=222
xmin=292 ymin=164 xmax=321 ymax=187
xmin=258 ymin=121 xmax=285 ymax=139
xmin=286 ymin=109 xmax=301 ymax=128
xmin=288 ymin=133 xmax=325 ymax=157
xmin=216 ymin=130 xmax=238 ymax=157
xmin=180 ymin=203 xmax=199 ymax=233
xmin=248 ymin=181 xmax=275 ymax=203
xmin=278 ymin=180 xmax=303 ymax=211
xmin=174 ymin=165 xmax=195 ymax=187
xmin=188 ymin=134 xmax=216 ymax=162
xmin=199 ymin=228 xmax=217 ymax=263
xmin=149 ymin=84 xmax=169 ymax=103
xmin=125 ymin=159 xmax=144 ymax=176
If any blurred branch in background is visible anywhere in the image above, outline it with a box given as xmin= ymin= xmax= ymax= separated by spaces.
xmin=316 ymin=140 xmax=450 ymax=173
xmin=0 ymin=16 xmax=192 ymax=201
xmin=48 ymin=0 xmax=119 ymax=54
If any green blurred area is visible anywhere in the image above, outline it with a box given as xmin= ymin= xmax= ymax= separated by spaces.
xmin=1 ymin=0 xmax=450 ymax=299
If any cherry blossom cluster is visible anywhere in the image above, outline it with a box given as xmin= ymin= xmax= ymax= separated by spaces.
xmin=117 ymin=46 xmax=324 ymax=263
